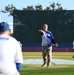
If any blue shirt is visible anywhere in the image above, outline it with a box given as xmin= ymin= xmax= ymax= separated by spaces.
xmin=42 ymin=30 xmax=54 ymax=46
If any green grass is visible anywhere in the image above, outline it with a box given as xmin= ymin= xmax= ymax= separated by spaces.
xmin=21 ymin=52 xmax=74 ymax=75
xmin=23 ymin=52 xmax=74 ymax=56
xmin=52 ymin=52 xmax=73 ymax=56
xmin=20 ymin=64 xmax=74 ymax=75
xmin=23 ymin=52 xmax=42 ymax=56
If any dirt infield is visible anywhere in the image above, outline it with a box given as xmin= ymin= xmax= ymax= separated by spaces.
xmin=23 ymin=55 xmax=72 ymax=58
xmin=25 ymin=64 xmax=69 ymax=68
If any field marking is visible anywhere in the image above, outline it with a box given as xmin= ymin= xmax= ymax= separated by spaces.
xmin=23 ymin=59 xmax=74 ymax=65
xmin=23 ymin=55 xmax=72 ymax=58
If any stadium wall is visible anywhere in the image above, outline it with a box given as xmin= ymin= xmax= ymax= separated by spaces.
xmin=13 ymin=10 xmax=74 ymax=52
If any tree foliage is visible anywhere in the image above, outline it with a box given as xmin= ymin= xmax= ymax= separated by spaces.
xmin=1 ymin=4 xmax=17 ymax=16
xmin=1 ymin=2 xmax=65 ymax=16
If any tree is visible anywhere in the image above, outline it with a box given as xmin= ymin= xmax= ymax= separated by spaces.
xmin=56 ymin=2 xmax=61 ymax=9
xmin=1 ymin=2 xmax=64 ymax=16
xmin=35 ymin=5 xmax=43 ymax=10
xmin=47 ymin=2 xmax=64 ymax=11
xmin=45 ymin=7 xmax=51 ymax=10
xmin=0 ymin=4 xmax=17 ymax=16
xmin=49 ymin=2 xmax=56 ymax=10
xmin=23 ymin=5 xmax=34 ymax=10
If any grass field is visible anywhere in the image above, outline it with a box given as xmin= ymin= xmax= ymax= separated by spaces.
xmin=20 ymin=52 xmax=74 ymax=75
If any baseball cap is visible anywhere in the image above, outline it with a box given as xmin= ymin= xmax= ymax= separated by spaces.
xmin=0 ymin=22 xmax=10 ymax=31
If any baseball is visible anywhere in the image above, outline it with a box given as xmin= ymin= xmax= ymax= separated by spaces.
xmin=42 ymin=8 xmax=44 ymax=10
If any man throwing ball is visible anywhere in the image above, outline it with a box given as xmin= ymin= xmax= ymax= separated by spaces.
xmin=39 ymin=24 xmax=58 ymax=68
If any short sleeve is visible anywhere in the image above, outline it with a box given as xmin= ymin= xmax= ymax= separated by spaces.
xmin=42 ymin=30 xmax=46 ymax=36
xmin=14 ymin=41 xmax=23 ymax=63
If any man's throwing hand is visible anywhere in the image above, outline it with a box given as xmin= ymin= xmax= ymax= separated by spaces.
xmin=39 ymin=29 xmax=43 ymax=32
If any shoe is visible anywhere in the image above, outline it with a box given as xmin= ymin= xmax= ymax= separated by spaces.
xmin=41 ymin=62 xmax=46 ymax=67
xmin=47 ymin=64 xmax=51 ymax=68
xmin=47 ymin=66 xmax=50 ymax=68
